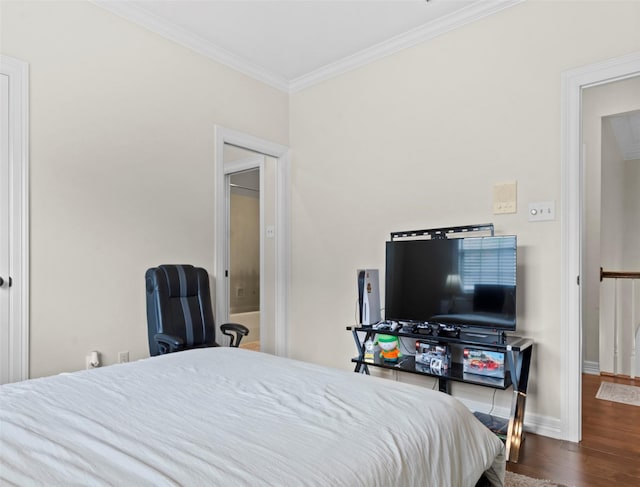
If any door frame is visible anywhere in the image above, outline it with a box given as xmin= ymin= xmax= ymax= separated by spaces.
xmin=560 ymin=51 xmax=640 ymax=442
xmin=0 ymin=55 xmax=29 ymax=382
xmin=224 ymin=157 xmax=264 ymax=348
xmin=214 ymin=126 xmax=290 ymax=356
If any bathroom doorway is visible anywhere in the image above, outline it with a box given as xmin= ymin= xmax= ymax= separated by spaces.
xmin=228 ymin=167 xmax=262 ymax=351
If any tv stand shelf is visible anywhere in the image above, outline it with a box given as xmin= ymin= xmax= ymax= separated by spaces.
xmin=347 ymin=325 xmax=533 ymax=463
xmin=353 ymin=354 xmax=513 ymax=389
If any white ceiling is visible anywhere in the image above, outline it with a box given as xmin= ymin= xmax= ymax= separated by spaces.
xmin=94 ymin=0 xmax=523 ymax=92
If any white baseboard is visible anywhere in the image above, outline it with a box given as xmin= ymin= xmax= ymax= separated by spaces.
xmin=457 ymin=397 xmax=563 ymax=441
xmin=582 ymin=360 xmax=600 ymax=375
xmin=390 ymin=372 xmax=566 ymax=440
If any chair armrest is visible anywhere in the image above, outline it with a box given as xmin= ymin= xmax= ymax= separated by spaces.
xmin=154 ymin=333 xmax=184 ymax=354
xmin=220 ymin=323 xmax=250 ymax=348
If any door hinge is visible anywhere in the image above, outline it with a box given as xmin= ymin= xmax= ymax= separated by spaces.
xmin=225 ymin=270 xmax=229 ymax=278
xmin=577 ymin=275 xmax=580 ymax=285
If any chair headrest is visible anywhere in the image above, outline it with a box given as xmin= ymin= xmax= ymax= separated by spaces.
xmin=158 ymin=264 xmax=202 ymax=298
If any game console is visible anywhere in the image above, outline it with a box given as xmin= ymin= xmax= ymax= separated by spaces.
xmin=357 ymin=269 xmax=381 ymax=326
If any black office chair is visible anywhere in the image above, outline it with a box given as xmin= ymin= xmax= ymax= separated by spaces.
xmin=145 ymin=265 xmax=249 ymax=356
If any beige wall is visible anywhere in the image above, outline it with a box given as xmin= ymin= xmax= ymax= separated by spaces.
xmin=0 ymin=0 xmax=288 ymax=377
xmin=582 ymin=79 xmax=640 ymax=368
xmin=3 ymin=0 xmax=640 ymax=432
xmin=289 ymin=0 xmax=640 ymax=425
xmin=229 ymin=191 xmax=260 ymax=313
xmin=621 ymin=159 xmax=640 ymax=267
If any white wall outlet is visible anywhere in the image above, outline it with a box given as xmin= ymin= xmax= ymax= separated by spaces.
xmin=86 ymin=351 xmax=100 ymax=369
xmin=118 ymin=351 xmax=130 ymax=363
xmin=528 ymin=201 xmax=556 ymax=222
xmin=493 ymin=181 xmax=517 ymax=214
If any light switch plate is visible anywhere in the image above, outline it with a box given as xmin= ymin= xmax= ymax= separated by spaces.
xmin=493 ymin=181 xmax=517 ymax=214
xmin=528 ymin=201 xmax=555 ymax=222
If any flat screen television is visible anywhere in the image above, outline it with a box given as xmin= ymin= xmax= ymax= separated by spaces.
xmin=384 ymin=235 xmax=517 ymax=331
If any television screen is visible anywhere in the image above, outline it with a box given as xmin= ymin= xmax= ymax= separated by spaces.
xmin=384 ymin=235 xmax=517 ymax=330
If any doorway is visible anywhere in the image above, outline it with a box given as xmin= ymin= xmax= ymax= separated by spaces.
xmin=0 ymin=55 xmax=29 ymax=384
xmin=560 ymin=51 xmax=640 ymax=442
xmin=227 ymin=164 xmax=262 ymax=351
xmin=215 ymin=126 xmax=289 ymax=356
xmin=599 ymin=109 xmax=640 ymax=378
xmin=582 ymin=84 xmax=640 ymax=379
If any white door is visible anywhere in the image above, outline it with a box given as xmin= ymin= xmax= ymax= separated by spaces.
xmin=0 ymin=72 xmax=10 ymax=383
xmin=0 ymin=55 xmax=29 ymax=384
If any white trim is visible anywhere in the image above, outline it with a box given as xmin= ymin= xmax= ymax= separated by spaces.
xmin=289 ymin=0 xmax=524 ymax=92
xmin=560 ymin=51 xmax=640 ymax=442
xmin=457 ymin=397 xmax=563 ymax=441
xmin=224 ymin=156 xmax=264 ymax=176
xmin=275 ymin=145 xmax=290 ymax=357
xmin=215 ymin=127 xmax=290 ymax=357
xmin=0 ymin=55 xmax=29 ymax=383
xmin=582 ymin=361 xmax=600 ymax=376
xmin=92 ymin=0 xmax=523 ymax=94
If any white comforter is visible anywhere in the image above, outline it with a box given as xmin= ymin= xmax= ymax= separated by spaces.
xmin=0 ymin=348 xmax=505 ymax=486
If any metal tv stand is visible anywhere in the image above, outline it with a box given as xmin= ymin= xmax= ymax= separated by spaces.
xmin=350 ymin=223 xmax=532 ymax=463
xmin=348 ymin=324 xmax=533 ymax=463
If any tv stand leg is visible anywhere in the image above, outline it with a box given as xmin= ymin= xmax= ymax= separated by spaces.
xmin=505 ymin=344 xmax=532 ymax=462
xmin=438 ymin=378 xmax=451 ymax=394
xmin=351 ymin=327 xmax=372 ymax=375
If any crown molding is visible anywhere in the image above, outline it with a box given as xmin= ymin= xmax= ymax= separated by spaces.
xmin=289 ymin=0 xmax=525 ymax=93
xmin=92 ymin=0 xmax=524 ymax=94
xmin=91 ymin=1 xmax=290 ymax=92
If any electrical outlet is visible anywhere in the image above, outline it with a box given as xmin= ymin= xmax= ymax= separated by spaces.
xmin=86 ymin=351 xmax=100 ymax=369
xmin=528 ymin=201 xmax=555 ymax=222
xmin=118 ymin=351 xmax=129 ymax=363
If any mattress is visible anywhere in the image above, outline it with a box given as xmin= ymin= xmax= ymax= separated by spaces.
xmin=0 ymin=348 xmax=505 ymax=486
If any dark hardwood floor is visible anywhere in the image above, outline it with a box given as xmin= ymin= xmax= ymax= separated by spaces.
xmin=507 ymin=374 xmax=640 ymax=486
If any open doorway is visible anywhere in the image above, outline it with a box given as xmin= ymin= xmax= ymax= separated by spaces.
xmin=228 ymin=167 xmax=262 ymax=351
xmin=215 ymin=126 xmax=290 ymax=356
xmin=598 ymin=110 xmax=640 ymax=378
xmin=582 ymin=85 xmax=640 ymax=381
xmin=560 ymin=52 xmax=640 ymax=443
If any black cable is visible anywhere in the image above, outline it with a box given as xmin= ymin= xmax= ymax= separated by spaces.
xmin=488 ymin=389 xmax=497 ymax=416
xmin=398 ymin=336 xmax=416 ymax=356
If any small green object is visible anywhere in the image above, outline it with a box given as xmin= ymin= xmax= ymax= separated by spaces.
xmin=377 ymin=334 xmax=401 ymax=362
xmin=377 ymin=334 xmax=397 ymax=344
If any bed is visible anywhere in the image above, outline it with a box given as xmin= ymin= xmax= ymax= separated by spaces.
xmin=0 ymin=348 xmax=505 ymax=486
